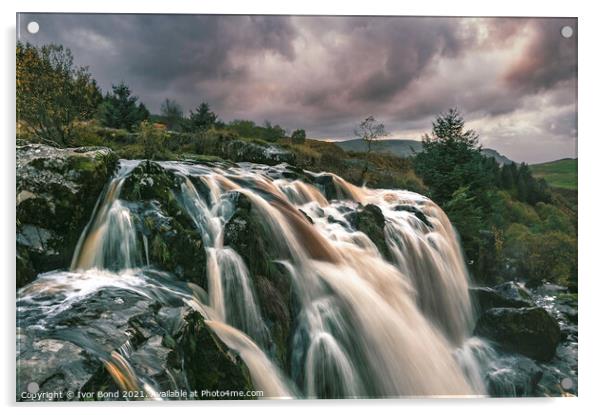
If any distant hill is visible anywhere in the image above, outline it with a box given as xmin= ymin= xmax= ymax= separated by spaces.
xmin=531 ymin=158 xmax=577 ymax=190
xmin=334 ymin=139 xmax=514 ymax=165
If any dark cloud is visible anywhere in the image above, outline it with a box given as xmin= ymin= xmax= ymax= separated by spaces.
xmin=17 ymin=14 xmax=577 ymax=162
xmin=503 ymin=18 xmax=577 ymax=93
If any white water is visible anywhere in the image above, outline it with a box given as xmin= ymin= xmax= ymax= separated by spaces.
xmin=21 ymin=160 xmax=489 ymax=398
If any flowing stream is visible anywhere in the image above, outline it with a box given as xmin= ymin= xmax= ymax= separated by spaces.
xmin=18 ymin=159 xmax=496 ymax=399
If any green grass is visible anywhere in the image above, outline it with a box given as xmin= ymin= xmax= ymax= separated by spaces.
xmin=531 ymin=158 xmax=577 ymax=190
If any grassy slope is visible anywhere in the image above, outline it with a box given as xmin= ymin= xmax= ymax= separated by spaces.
xmin=531 ymin=158 xmax=578 ymax=190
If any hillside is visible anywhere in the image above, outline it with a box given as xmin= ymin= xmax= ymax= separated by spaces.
xmin=531 ymin=158 xmax=578 ymax=190
xmin=334 ymin=138 xmax=514 ymax=165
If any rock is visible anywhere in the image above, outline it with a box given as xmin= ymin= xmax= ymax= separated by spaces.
xmin=475 ymin=307 xmax=561 ymax=361
xmin=17 ymin=279 xmax=253 ymax=401
xmin=16 ymin=144 xmax=118 ymax=287
xmin=393 ymin=204 xmax=432 ymax=228
xmin=493 ymin=281 xmax=533 ymax=304
xmin=217 ymin=139 xmax=296 ymax=166
xmin=347 ymin=204 xmax=391 ymax=261
xmin=119 ymin=162 xmax=207 ymax=287
xmin=484 ymin=354 xmax=543 ymax=397
xmin=312 ymin=174 xmax=338 ymax=200
xmin=470 ymin=285 xmax=532 ymax=312
xmin=223 ymin=193 xmax=293 ymax=368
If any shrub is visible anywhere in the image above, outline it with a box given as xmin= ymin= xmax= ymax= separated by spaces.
xmin=138 ymin=121 xmax=168 ymax=160
xmin=291 ymin=129 xmax=306 ymax=144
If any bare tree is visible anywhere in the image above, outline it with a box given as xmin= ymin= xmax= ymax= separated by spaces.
xmin=354 ymin=116 xmax=388 ymax=153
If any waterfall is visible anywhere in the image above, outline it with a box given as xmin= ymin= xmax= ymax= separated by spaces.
xmin=19 ymin=159 xmax=487 ymax=399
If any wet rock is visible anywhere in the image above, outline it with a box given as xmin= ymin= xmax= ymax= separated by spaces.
xmin=475 ymin=307 xmax=561 ymax=361
xmin=223 ymin=193 xmax=293 ymax=368
xmin=347 ymin=204 xmax=391 ymax=261
xmin=493 ymin=282 xmax=533 ymax=304
xmin=312 ymin=174 xmax=338 ymax=200
xmin=17 ymin=283 xmax=253 ymax=401
xmin=470 ymin=285 xmax=532 ymax=312
xmin=485 ymin=354 xmax=543 ymax=397
xmin=120 ymin=162 xmax=207 ymax=288
xmin=393 ymin=204 xmax=432 ymax=228
xmin=217 ymin=139 xmax=296 ymax=166
xmin=16 ymin=144 xmax=118 ymax=287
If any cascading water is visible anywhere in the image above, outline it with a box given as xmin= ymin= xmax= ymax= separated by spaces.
xmin=18 ymin=158 xmax=497 ymax=399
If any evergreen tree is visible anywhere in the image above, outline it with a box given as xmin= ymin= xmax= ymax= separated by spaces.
xmin=414 ymin=108 xmax=491 ymax=205
xmin=189 ymin=102 xmax=218 ymax=132
xmin=98 ymin=82 xmax=149 ymax=131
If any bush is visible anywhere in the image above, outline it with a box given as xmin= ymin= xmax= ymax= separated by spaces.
xmin=291 ymin=129 xmax=306 ymax=144
xmin=138 ymin=121 xmax=168 ymax=160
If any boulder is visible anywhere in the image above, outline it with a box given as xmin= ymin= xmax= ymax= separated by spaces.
xmin=17 ymin=280 xmax=253 ymax=401
xmin=119 ymin=162 xmax=207 ymax=288
xmin=392 ymin=204 xmax=432 ymax=228
xmin=484 ymin=354 xmax=543 ymax=397
xmin=346 ymin=204 xmax=391 ymax=261
xmin=223 ymin=192 xmax=294 ymax=368
xmin=494 ymin=281 xmax=533 ymax=304
xmin=16 ymin=144 xmax=118 ymax=287
xmin=475 ymin=307 xmax=561 ymax=361
xmin=470 ymin=284 xmax=532 ymax=312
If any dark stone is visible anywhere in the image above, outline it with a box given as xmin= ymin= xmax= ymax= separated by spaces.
xmin=348 ymin=204 xmax=391 ymax=261
xmin=17 ymin=284 xmax=253 ymax=401
xmin=223 ymin=193 xmax=293 ymax=368
xmin=393 ymin=204 xmax=432 ymax=228
xmin=120 ymin=162 xmax=207 ymax=287
xmin=485 ymin=354 xmax=543 ymax=397
xmin=475 ymin=307 xmax=561 ymax=361
xmin=493 ymin=282 xmax=533 ymax=304
xmin=16 ymin=144 xmax=118 ymax=287
xmin=312 ymin=174 xmax=338 ymax=200
xmin=470 ymin=285 xmax=532 ymax=312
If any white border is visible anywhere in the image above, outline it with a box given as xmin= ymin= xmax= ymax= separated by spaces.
xmin=2 ymin=1 xmax=600 ymax=414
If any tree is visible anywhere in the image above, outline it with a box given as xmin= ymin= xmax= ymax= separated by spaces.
xmin=263 ymin=120 xmax=286 ymax=142
xmin=16 ymin=42 xmax=102 ymax=144
xmin=138 ymin=121 xmax=166 ymax=160
xmin=98 ymin=82 xmax=149 ymax=131
xmin=291 ymin=129 xmax=306 ymax=144
xmin=354 ymin=116 xmax=388 ymax=153
xmin=160 ymin=98 xmax=184 ymax=131
xmin=413 ymin=108 xmax=491 ymax=205
xmin=189 ymin=102 xmax=218 ymax=132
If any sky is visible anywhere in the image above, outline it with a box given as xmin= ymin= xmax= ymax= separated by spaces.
xmin=18 ymin=13 xmax=577 ymax=163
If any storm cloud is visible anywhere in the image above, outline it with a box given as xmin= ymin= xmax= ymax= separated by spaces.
xmin=18 ymin=13 xmax=577 ymax=163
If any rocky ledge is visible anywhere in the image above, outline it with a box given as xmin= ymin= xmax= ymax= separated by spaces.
xmin=16 ymin=144 xmax=118 ymax=287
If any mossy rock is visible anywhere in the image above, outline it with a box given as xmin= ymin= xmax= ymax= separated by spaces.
xmin=120 ymin=162 xmax=207 ymax=287
xmin=17 ymin=285 xmax=253 ymax=401
xmin=16 ymin=144 xmax=118 ymax=287
xmin=347 ymin=204 xmax=392 ymax=261
xmin=475 ymin=307 xmax=561 ymax=361
xmin=223 ymin=193 xmax=293 ymax=369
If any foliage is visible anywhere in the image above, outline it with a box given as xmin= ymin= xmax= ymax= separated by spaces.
xmin=354 ymin=116 xmax=388 ymax=153
xmin=160 ymin=98 xmax=185 ymax=131
xmin=16 ymin=42 xmax=102 ymax=144
xmin=228 ymin=119 xmax=286 ymax=142
xmin=98 ymin=82 xmax=149 ymax=131
xmin=291 ymin=129 xmax=306 ymax=144
xmin=138 ymin=121 xmax=168 ymax=160
xmin=412 ymin=109 xmax=575 ymax=286
xmin=414 ymin=108 xmax=492 ymax=205
xmin=189 ymin=102 xmax=219 ymax=132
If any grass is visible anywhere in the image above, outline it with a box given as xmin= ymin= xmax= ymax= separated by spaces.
xmin=531 ymin=158 xmax=577 ymax=190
